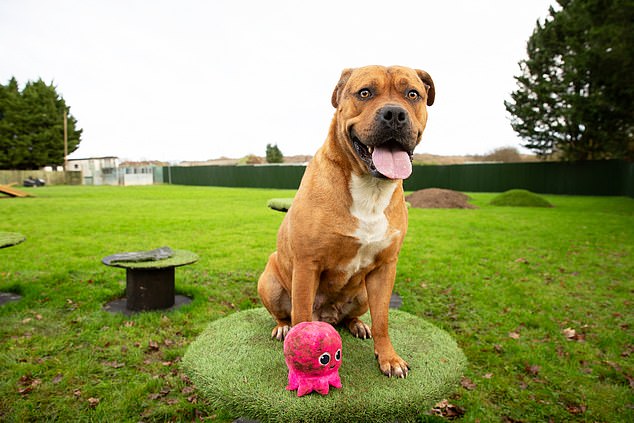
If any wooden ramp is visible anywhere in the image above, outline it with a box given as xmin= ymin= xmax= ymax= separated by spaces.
xmin=0 ymin=184 xmax=30 ymax=198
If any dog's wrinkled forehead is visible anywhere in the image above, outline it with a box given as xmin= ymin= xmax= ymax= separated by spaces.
xmin=349 ymin=67 xmax=423 ymax=93
xmin=332 ymin=66 xmax=434 ymax=108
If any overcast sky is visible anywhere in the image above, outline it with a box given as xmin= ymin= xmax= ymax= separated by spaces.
xmin=0 ymin=0 xmax=555 ymax=162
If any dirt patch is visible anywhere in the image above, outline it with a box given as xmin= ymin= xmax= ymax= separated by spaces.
xmin=405 ymin=188 xmax=477 ymax=209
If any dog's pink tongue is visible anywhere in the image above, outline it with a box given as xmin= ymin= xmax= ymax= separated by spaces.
xmin=372 ymin=145 xmax=412 ymax=179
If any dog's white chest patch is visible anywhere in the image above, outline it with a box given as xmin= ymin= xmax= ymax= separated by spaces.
xmin=343 ymin=174 xmax=399 ymax=278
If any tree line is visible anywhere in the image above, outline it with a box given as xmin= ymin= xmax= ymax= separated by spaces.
xmin=0 ymin=78 xmax=81 ymax=170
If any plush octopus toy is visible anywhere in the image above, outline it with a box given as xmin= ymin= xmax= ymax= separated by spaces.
xmin=283 ymin=321 xmax=342 ymax=397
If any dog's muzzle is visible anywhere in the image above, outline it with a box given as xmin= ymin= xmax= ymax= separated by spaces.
xmin=350 ymin=105 xmax=416 ymax=180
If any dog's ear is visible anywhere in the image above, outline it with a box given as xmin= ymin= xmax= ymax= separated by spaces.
xmin=416 ymin=70 xmax=435 ymax=106
xmin=331 ymin=68 xmax=354 ymax=108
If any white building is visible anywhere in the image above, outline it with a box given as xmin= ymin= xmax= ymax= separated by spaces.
xmin=65 ymin=157 xmax=163 ymax=185
xmin=66 ymin=157 xmax=120 ymax=185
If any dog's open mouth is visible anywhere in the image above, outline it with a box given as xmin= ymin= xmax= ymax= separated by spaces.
xmin=352 ymin=137 xmax=414 ymax=180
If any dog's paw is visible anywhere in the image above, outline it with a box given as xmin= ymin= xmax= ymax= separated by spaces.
xmin=347 ymin=318 xmax=372 ymax=340
xmin=271 ymin=324 xmax=290 ymax=341
xmin=376 ymin=353 xmax=410 ymax=378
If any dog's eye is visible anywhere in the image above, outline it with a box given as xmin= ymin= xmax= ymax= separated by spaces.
xmin=407 ymin=90 xmax=420 ymax=100
xmin=335 ymin=349 xmax=341 ymax=361
xmin=319 ymin=352 xmax=331 ymax=366
xmin=358 ymin=89 xmax=372 ymax=99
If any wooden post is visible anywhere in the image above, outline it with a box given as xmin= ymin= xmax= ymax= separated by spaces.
xmin=63 ymin=109 xmax=68 ymax=170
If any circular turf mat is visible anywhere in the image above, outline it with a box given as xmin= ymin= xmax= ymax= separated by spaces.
xmin=0 ymin=232 xmax=26 ymax=249
xmin=182 ymin=308 xmax=466 ymax=423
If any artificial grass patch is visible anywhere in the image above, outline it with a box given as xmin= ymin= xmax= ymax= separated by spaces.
xmin=182 ymin=308 xmax=466 ymax=423
xmin=490 ymin=189 xmax=553 ymax=208
xmin=0 ymin=231 xmax=26 ymax=248
xmin=101 ymin=248 xmax=199 ymax=269
xmin=267 ymin=198 xmax=293 ymax=212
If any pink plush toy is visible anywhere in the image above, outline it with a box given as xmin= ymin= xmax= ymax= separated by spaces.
xmin=283 ymin=321 xmax=342 ymax=397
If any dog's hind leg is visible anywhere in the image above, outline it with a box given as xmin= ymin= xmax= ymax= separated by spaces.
xmin=257 ymin=252 xmax=292 ymax=340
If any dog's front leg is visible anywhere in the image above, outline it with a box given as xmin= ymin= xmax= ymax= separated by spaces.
xmin=366 ymin=260 xmax=409 ymax=378
xmin=290 ymin=264 xmax=320 ymax=325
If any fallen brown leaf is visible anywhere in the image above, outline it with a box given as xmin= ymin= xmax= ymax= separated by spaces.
xmin=17 ymin=376 xmax=41 ymax=395
xmin=431 ymin=399 xmax=465 ymax=419
xmin=460 ymin=377 xmax=476 ymax=390
xmin=566 ymin=403 xmax=587 ymax=415
xmin=181 ymin=386 xmax=196 ymax=395
xmin=525 ymin=364 xmax=541 ymax=376
xmin=563 ymin=327 xmax=585 ymax=342
xmin=102 ymin=361 xmax=125 ymax=369
xmin=87 ymin=397 xmax=100 ymax=408
xmin=18 ymin=386 xmax=33 ymax=395
xmin=509 ymin=331 xmax=521 ymax=340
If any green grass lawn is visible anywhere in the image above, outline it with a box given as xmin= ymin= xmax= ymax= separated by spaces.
xmin=1 ymin=185 xmax=632 ymax=422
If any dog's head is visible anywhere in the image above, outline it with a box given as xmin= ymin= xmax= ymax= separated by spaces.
xmin=331 ymin=66 xmax=434 ymax=180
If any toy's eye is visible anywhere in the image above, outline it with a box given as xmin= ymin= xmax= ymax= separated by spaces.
xmin=407 ymin=90 xmax=420 ymax=100
xmin=358 ymin=89 xmax=372 ymax=99
xmin=319 ymin=352 xmax=331 ymax=366
xmin=335 ymin=349 xmax=341 ymax=361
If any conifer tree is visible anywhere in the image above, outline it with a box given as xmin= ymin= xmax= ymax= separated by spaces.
xmin=505 ymin=0 xmax=633 ymax=160
xmin=0 ymin=78 xmax=82 ymax=169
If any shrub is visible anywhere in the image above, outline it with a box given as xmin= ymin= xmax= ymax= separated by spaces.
xmin=490 ymin=189 xmax=553 ymax=207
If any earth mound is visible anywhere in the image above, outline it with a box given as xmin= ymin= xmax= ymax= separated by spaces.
xmin=405 ymin=188 xmax=476 ymax=209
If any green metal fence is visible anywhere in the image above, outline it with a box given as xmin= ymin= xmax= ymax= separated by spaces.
xmin=164 ymin=164 xmax=306 ymax=190
xmin=403 ymin=160 xmax=633 ymax=196
xmin=163 ymin=160 xmax=634 ymax=197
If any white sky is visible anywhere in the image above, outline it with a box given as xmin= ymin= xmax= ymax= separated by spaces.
xmin=0 ymin=0 xmax=555 ymax=162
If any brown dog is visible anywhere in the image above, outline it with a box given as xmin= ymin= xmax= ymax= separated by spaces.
xmin=258 ymin=65 xmax=435 ymax=377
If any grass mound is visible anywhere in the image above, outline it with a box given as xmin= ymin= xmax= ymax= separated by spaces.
xmin=182 ymin=308 xmax=466 ymax=423
xmin=490 ymin=189 xmax=553 ymax=208
xmin=267 ymin=198 xmax=293 ymax=212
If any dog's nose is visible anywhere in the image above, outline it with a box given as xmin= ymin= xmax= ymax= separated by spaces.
xmin=378 ymin=105 xmax=408 ymax=129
